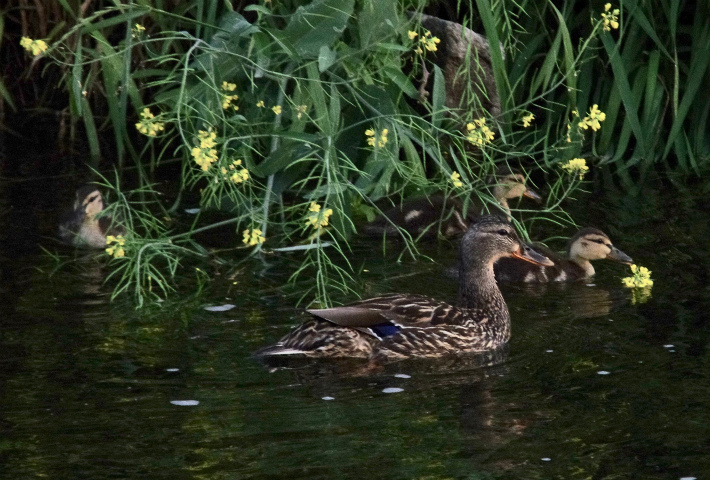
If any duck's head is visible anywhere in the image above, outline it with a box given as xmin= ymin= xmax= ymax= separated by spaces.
xmin=461 ymin=216 xmax=554 ymax=270
xmin=567 ymin=228 xmax=633 ymax=265
xmin=488 ymin=169 xmax=542 ymax=204
xmin=74 ymin=186 xmax=105 ymax=220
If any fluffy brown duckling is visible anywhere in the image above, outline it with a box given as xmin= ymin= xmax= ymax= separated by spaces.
xmin=362 ymin=170 xmax=541 ymax=239
xmin=494 ymin=227 xmax=633 ymax=282
xmin=257 ymin=215 xmax=554 ymax=362
xmin=58 ymin=186 xmax=123 ymax=248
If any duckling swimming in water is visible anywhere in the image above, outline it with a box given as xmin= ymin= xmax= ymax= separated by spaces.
xmin=257 ymin=216 xmax=553 ymax=362
xmin=58 ymin=186 xmax=123 ymax=248
xmin=494 ymin=227 xmax=633 ymax=282
xmin=361 ymin=170 xmax=541 ymax=239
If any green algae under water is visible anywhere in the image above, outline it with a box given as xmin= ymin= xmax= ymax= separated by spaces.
xmin=1 ymin=177 xmax=710 ymax=480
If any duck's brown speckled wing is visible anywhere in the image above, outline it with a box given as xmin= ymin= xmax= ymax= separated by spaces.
xmin=307 ymin=294 xmax=465 ymax=329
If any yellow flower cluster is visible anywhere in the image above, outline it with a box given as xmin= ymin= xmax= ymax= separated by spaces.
xmin=105 ymin=235 xmax=126 ymax=258
xmin=601 ymin=4 xmax=620 ymax=31
xmin=465 ymin=118 xmax=495 ymax=147
xmin=221 ymin=82 xmax=239 ymax=111
xmin=578 ymin=104 xmax=606 ymax=131
xmin=135 ymin=108 xmax=164 ymax=137
xmin=295 ymin=104 xmax=308 ymax=119
xmin=450 ymin=171 xmax=464 ymax=188
xmin=412 ymin=29 xmax=440 ymax=53
xmin=272 ymin=105 xmax=282 ymax=115
xmin=256 ymin=100 xmax=265 ymax=108
xmin=305 ymin=202 xmax=333 ymax=229
xmin=191 ymin=129 xmax=219 ymax=171
xmin=622 ymin=264 xmax=654 ymax=288
xmin=20 ymin=37 xmax=48 ymax=56
xmin=132 ymin=23 xmax=146 ymax=38
xmin=560 ymin=158 xmax=589 ymax=180
xmin=242 ymin=228 xmax=265 ymax=246
xmin=220 ymin=159 xmax=249 ymax=184
xmin=365 ymin=128 xmax=389 ymax=148
xmin=522 ymin=113 xmax=535 ymax=128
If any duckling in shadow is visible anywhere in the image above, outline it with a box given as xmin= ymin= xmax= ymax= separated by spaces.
xmin=361 ymin=170 xmax=541 ymax=240
xmin=494 ymin=228 xmax=633 ymax=283
xmin=58 ymin=186 xmax=124 ymax=248
xmin=257 ymin=215 xmax=553 ymax=363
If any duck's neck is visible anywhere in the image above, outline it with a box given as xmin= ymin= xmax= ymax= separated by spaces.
xmin=570 ymin=255 xmax=595 ymax=277
xmin=496 ymin=198 xmax=512 ymax=221
xmin=458 ymin=258 xmax=509 ymax=323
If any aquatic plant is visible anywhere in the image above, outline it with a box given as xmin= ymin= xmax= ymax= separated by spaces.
xmin=6 ymin=0 xmax=704 ymax=306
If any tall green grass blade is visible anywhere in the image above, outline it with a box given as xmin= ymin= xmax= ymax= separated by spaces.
xmin=601 ymin=31 xmax=646 ymax=158
xmin=662 ymin=19 xmax=710 ymax=158
xmin=475 ymin=0 xmax=510 ymax=124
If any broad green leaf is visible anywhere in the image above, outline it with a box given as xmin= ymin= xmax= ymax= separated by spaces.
xmin=278 ymin=0 xmax=355 ymax=58
xmin=431 ymin=65 xmax=445 ymax=129
xmin=383 ymin=66 xmax=418 ymax=99
xmin=318 ymin=45 xmax=336 ymax=72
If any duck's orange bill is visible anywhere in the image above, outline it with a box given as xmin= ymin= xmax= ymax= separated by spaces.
xmin=512 ymin=245 xmax=554 ymax=267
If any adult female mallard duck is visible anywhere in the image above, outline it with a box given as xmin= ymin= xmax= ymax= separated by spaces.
xmin=58 ymin=186 xmax=123 ymax=248
xmin=494 ymin=227 xmax=633 ymax=282
xmin=361 ymin=170 xmax=541 ymax=239
xmin=257 ymin=215 xmax=553 ymax=362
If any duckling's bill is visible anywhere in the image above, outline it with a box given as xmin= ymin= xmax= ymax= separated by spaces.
xmin=512 ymin=245 xmax=554 ymax=267
xmin=523 ymin=187 xmax=543 ymax=203
xmin=606 ymin=246 xmax=633 ymax=265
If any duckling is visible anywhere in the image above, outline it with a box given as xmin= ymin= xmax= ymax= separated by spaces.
xmin=361 ymin=170 xmax=541 ymax=239
xmin=58 ymin=186 xmax=123 ymax=248
xmin=257 ymin=215 xmax=554 ymax=362
xmin=494 ymin=227 xmax=633 ymax=282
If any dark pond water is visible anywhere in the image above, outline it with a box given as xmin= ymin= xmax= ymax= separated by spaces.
xmin=2 ymin=173 xmax=710 ymax=480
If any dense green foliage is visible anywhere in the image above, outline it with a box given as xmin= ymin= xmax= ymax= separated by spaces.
xmin=3 ymin=0 xmax=708 ymax=305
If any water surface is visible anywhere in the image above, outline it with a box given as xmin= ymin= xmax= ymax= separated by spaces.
xmin=1 ymin=175 xmax=709 ymax=479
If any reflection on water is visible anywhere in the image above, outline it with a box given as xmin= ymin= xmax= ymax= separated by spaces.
xmin=1 ymin=178 xmax=710 ymax=479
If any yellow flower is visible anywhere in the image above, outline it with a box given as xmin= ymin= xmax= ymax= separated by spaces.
xmin=408 ymin=31 xmax=418 ymax=40
xmin=256 ymin=100 xmax=265 ymax=108
xmin=230 ymin=169 xmax=249 ymax=184
xmin=222 ymin=81 xmax=236 ymax=92
xmin=365 ymin=127 xmax=389 ymax=148
xmin=20 ymin=37 xmax=48 ymax=56
xmin=601 ymin=4 xmax=621 ymax=31
xmin=135 ymin=23 xmax=145 ymax=32
xmin=522 ymin=113 xmax=535 ymax=128
xmin=305 ymin=202 xmax=333 ymax=229
xmin=450 ymin=171 xmax=464 ymax=189
xmin=559 ymin=158 xmax=590 ymax=180
xmin=419 ymin=31 xmax=441 ymax=52
xmin=465 ymin=118 xmax=495 ymax=147
xmin=622 ymin=264 xmax=654 ymax=303
xmin=105 ymin=235 xmax=127 ymax=258
xmin=191 ymin=129 xmax=219 ymax=171
xmin=272 ymin=105 xmax=282 ymax=115
xmin=578 ymin=104 xmax=607 ymax=131
xmin=296 ymin=104 xmax=308 ymax=119
xmin=242 ymin=228 xmax=265 ymax=246
xmin=135 ymin=107 xmax=165 ymax=137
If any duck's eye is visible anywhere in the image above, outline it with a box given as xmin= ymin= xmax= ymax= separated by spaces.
xmin=497 ymin=229 xmax=509 ymax=236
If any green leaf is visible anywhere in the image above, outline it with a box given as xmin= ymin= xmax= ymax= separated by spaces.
xmin=318 ymin=45 xmax=336 ymax=72
xmin=358 ymin=0 xmax=399 ymax=48
xmin=254 ymin=141 xmax=314 ymax=177
xmin=431 ymin=65 xmax=446 ymax=129
xmin=278 ymin=0 xmax=355 ymax=58
xmin=383 ymin=66 xmax=418 ymax=99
